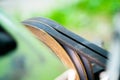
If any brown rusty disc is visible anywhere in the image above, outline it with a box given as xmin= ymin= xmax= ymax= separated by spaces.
xmin=25 ymin=25 xmax=80 ymax=80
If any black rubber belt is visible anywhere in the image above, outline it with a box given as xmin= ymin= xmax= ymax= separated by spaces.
xmin=28 ymin=17 xmax=108 ymax=59
xmin=26 ymin=18 xmax=108 ymax=73
xmin=23 ymin=18 xmax=95 ymax=80
xmin=22 ymin=20 xmax=107 ymax=68
xmin=26 ymin=17 xmax=108 ymax=73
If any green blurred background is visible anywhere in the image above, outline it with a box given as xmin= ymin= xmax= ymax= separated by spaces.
xmin=1 ymin=0 xmax=120 ymax=49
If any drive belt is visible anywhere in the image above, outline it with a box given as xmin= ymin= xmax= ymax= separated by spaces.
xmin=28 ymin=17 xmax=108 ymax=59
xmin=22 ymin=17 xmax=109 ymax=79
xmin=25 ymin=17 xmax=109 ymax=73
xmin=22 ymin=18 xmax=108 ymax=67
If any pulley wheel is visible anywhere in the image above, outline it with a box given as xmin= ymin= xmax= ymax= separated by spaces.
xmin=23 ymin=24 xmax=88 ymax=80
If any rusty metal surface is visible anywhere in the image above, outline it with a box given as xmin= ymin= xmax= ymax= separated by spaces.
xmin=26 ymin=26 xmax=80 ymax=80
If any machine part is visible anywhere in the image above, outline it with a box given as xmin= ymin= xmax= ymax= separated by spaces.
xmin=27 ymin=17 xmax=108 ymax=59
xmin=26 ymin=25 xmax=92 ymax=80
xmin=24 ymin=17 xmax=108 ymax=73
xmin=22 ymin=20 xmax=106 ymax=68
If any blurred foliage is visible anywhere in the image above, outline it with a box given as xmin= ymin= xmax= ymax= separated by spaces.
xmin=48 ymin=0 xmax=120 ymax=26
xmin=75 ymin=0 xmax=120 ymax=14
xmin=1 ymin=0 xmax=120 ymax=47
